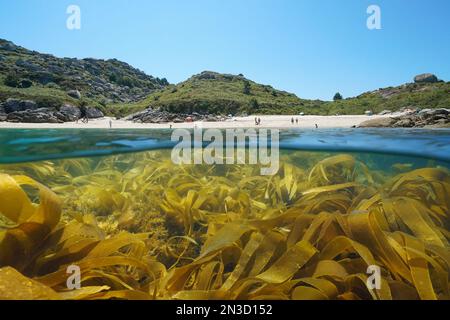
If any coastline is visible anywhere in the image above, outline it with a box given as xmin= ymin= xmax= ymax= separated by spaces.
xmin=0 ymin=114 xmax=392 ymax=129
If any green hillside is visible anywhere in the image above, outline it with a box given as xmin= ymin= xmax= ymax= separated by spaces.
xmin=323 ymin=81 xmax=450 ymax=115
xmin=0 ymin=39 xmax=168 ymax=114
xmin=110 ymin=71 xmax=325 ymax=117
xmin=1 ymin=39 xmax=448 ymax=119
xmin=111 ymin=71 xmax=449 ymax=117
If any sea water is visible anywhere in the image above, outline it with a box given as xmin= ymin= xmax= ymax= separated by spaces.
xmin=0 ymin=128 xmax=449 ymax=300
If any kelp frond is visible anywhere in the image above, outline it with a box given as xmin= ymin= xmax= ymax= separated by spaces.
xmin=0 ymin=151 xmax=448 ymax=300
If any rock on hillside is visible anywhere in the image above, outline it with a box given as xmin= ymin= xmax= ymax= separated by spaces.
xmin=414 ymin=73 xmax=439 ymax=84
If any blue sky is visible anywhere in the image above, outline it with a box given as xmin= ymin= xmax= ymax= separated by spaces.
xmin=0 ymin=0 xmax=449 ymax=100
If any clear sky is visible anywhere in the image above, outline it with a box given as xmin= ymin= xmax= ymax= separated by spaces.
xmin=0 ymin=0 xmax=449 ymax=100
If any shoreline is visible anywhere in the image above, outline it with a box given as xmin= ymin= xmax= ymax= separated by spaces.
xmin=0 ymin=115 xmax=394 ymax=129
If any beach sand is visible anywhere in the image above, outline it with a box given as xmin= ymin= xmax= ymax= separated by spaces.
xmin=0 ymin=115 xmax=391 ymax=129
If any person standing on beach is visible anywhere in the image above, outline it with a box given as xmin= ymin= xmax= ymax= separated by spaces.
xmin=315 ymin=124 xmax=318 ymax=129
xmin=291 ymin=117 xmax=294 ymax=125
xmin=109 ymin=119 xmax=112 ymax=128
xmin=258 ymin=117 xmax=261 ymax=126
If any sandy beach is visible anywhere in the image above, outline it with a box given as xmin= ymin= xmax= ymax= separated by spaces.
xmin=0 ymin=114 xmax=391 ymax=129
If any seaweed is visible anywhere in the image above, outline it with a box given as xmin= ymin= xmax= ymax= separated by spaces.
xmin=0 ymin=151 xmax=448 ymax=300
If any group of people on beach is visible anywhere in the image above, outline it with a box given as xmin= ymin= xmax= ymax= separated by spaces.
xmin=253 ymin=116 xmax=319 ymax=128
xmin=291 ymin=117 xmax=318 ymax=128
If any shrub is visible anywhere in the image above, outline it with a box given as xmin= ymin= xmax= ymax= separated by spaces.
xmin=45 ymin=82 xmax=60 ymax=89
xmin=243 ymin=81 xmax=251 ymax=95
xmin=118 ymin=76 xmax=135 ymax=88
xmin=333 ymin=92 xmax=343 ymax=101
xmin=4 ymin=73 xmax=20 ymax=87
xmin=19 ymin=79 xmax=33 ymax=88
xmin=158 ymin=78 xmax=169 ymax=86
xmin=108 ymin=73 xmax=118 ymax=83
xmin=35 ymin=96 xmax=64 ymax=109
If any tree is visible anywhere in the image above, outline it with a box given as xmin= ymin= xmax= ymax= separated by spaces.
xmin=159 ymin=78 xmax=169 ymax=86
xmin=243 ymin=80 xmax=251 ymax=95
xmin=333 ymin=92 xmax=343 ymax=101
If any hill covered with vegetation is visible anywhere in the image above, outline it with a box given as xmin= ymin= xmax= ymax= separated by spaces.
xmin=112 ymin=71 xmax=449 ymax=118
xmin=323 ymin=80 xmax=450 ymax=115
xmin=110 ymin=71 xmax=325 ymax=117
xmin=0 ymin=39 xmax=168 ymax=113
xmin=0 ymin=39 xmax=448 ymax=120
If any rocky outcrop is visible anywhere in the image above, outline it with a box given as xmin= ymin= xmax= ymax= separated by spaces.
xmin=0 ymin=98 xmax=104 ymax=123
xmin=0 ymin=106 xmax=6 ymax=121
xmin=6 ymin=108 xmax=62 ymax=123
xmin=3 ymin=98 xmax=38 ymax=113
xmin=85 ymin=107 xmax=104 ymax=119
xmin=414 ymin=73 xmax=439 ymax=84
xmin=124 ymin=107 xmax=222 ymax=124
xmin=59 ymin=104 xmax=81 ymax=121
xmin=358 ymin=108 xmax=450 ymax=128
xmin=0 ymin=40 xmax=17 ymax=51
xmin=414 ymin=108 xmax=450 ymax=128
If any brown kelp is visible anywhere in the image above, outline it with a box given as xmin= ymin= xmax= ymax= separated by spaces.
xmin=0 ymin=150 xmax=449 ymax=300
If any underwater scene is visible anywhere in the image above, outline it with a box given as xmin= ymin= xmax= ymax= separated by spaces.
xmin=0 ymin=129 xmax=449 ymax=300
